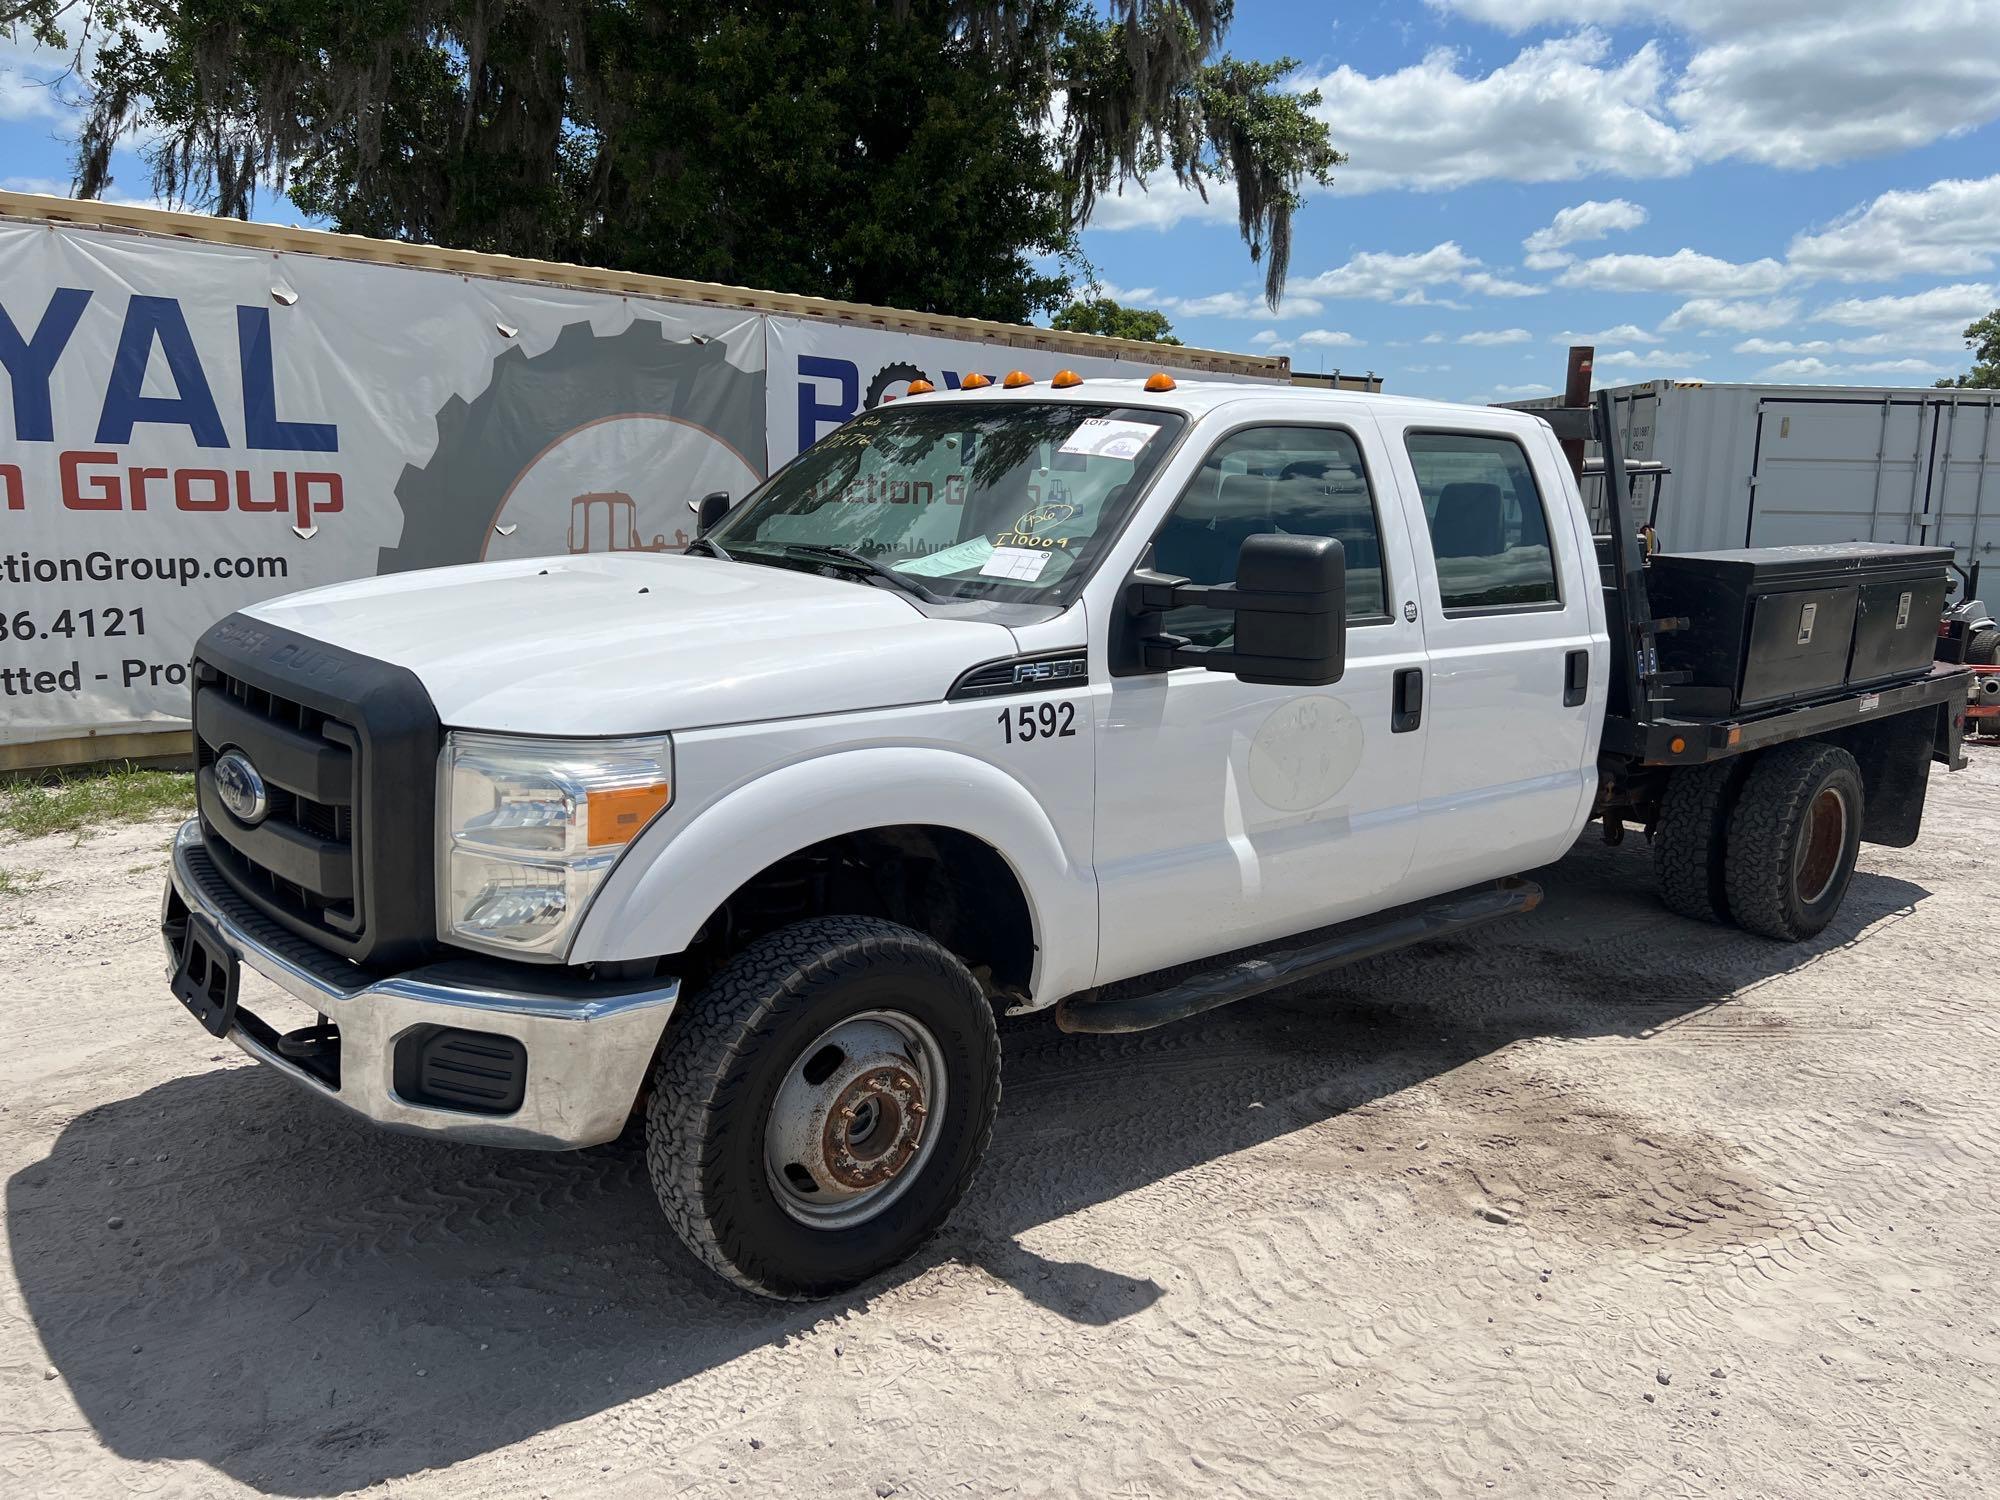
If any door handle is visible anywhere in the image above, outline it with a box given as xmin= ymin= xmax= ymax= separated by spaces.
xmin=1563 ymin=649 xmax=1589 ymax=707
xmin=1391 ymin=667 xmax=1423 ymax=733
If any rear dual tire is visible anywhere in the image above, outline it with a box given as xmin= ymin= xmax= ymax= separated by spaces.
xmin=1652 ymin=741 xmax=1864 ymax=941
xmin=1722 ymin=742 xmax=1864 ymax=941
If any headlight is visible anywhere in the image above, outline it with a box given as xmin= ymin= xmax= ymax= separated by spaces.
xmin=438 ymin=732 xmax=672 ymax=959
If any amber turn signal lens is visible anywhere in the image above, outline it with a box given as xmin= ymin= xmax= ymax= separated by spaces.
xmin=905 ymin=379 xmax=935 ymax=395
xmin=1669 ymin=736 xmax=1687 ymax=754
xmin=1002 ymin=370 xmax=1034 ymax=388
xmin=1143 ymin=371 xmax=1177 ymax=392
xmin=1051 ymin=369 xmax=1082 ymax=388
xmin=959 ymin=372 xmax=992 ymax=389
xmin=588 ymin=782 xmax=671 ymax=847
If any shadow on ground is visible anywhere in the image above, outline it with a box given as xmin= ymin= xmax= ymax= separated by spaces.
xmin=9 ymin=836 xmax=1929 ymax=1494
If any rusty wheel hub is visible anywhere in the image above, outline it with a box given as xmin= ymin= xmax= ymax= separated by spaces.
xmin=766 ymin=1012 xmax=946 ymax=1227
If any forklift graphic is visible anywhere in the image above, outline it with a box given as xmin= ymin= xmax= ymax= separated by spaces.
xmin=566 ymin=491 xmax=689 ymax=555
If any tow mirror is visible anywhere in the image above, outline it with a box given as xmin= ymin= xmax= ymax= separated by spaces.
xmin=690 ymin=490 xmax=731 ymax=535
xmin=1125 ymin=533 xmax=1346 ymax=686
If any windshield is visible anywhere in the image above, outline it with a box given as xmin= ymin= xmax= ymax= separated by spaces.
xmin=709 ymin=402 xmax=1185 ymax=602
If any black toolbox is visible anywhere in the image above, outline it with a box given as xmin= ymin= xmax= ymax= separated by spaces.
xmin=1644 ymin=543 xmax=1952 ymax=716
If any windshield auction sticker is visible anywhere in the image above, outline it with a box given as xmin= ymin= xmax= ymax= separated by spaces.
xmin=1057 ymin=418 xmax=1156 ymax=461
xmin=977 ymin=547 xmax=1052 ymax=582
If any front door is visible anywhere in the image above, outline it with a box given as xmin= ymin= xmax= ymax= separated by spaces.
xmin=1091 ymin=419 xmax=1431 ymax=988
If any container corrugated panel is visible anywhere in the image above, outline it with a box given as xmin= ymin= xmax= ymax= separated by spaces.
xmin=1506 ymin=383 xmax=2000 ymax=575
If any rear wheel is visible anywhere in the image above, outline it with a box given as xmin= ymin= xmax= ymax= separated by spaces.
xmin=1723 ymin=743 xmax=1865 ymax=941
xmin=1652 ymin=759 xmax=1748 ymax=923
xmin=645 ymin=916 xmax=1001 ymax=1299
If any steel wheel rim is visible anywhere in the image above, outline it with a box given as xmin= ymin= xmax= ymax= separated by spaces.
xmin=764 ymin=1009 xmax=948 ymax=1229
xmin=1794 ymin=785 xmax=1849 ymax=905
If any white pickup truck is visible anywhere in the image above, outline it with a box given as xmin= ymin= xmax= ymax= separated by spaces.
xmin=162 ymin=377 xmax=1969 ymax=1298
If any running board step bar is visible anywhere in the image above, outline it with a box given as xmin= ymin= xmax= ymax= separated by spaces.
xmin=1054 ymin=878 xmax=1543 ymax=1035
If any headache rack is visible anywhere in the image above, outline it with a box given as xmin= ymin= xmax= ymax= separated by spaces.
xmin=1588 ymin=391 xmax=1971 ymax=774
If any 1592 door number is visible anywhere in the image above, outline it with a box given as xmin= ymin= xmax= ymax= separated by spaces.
xmin=998 ymin=701 xmax=1077 ymax=744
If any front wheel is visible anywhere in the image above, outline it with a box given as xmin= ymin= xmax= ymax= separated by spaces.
xmin=645 ymin=916 xmax=1001 ymax=1299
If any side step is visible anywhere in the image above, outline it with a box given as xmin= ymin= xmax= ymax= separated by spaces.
xmin=1054 ymin=878 xmax=1543 ymax=1035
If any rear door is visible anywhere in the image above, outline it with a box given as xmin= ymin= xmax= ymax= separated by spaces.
xmin=1373 ymin=417 xmax=1601 ymax=895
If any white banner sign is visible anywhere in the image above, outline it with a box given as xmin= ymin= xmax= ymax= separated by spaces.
xmin=0 ymin=216 xmax=1265 ymax=752
xmin=766 ymin=315 xmax=1237 ymax=469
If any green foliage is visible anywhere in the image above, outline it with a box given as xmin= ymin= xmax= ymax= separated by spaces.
xmin=0 ymin=766 xmax=195 ymax=841
xmin=0 ymin=866 xmax=43 ymax=896
xmin=7 ymin=0 xmax=1340 ymax=321
xmin=1936 ymin=309 xmax=2000 ymax=389
xmin=1052 ymin=296 xmax=1182 ymax=343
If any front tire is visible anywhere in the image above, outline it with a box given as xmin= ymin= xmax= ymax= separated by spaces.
xmin=1723 ymin=742 xmax=1865 ymax=941
xmin=645 ymin=916 xmax=1001 ymax=1299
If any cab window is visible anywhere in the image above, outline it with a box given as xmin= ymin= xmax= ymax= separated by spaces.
xmin=1403 ymin=431 xmax=1561 ymax=612
xmin=1150 ymin=425 xmax=1387 ymax=650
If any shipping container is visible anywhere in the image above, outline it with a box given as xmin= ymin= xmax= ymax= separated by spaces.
xmin=1509 ymin=381 xmax=2000 ymax=578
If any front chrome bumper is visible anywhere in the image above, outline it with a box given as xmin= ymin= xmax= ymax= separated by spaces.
xmin=162 ymin=820 xmax=678 ymax=1150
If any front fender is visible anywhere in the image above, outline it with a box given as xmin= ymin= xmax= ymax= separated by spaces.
xmin=569 ymin=745 xmax=1098 ymax=1003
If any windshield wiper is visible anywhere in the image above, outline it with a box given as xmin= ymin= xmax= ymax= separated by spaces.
xmin=685 ymin=534 xmax=733 ymax=561
xmin=780 ymin=544 xmax=943 ymax=603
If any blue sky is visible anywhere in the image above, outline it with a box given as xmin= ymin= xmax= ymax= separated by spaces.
xmin=5 ymin=0 xmax=1998 ymax=403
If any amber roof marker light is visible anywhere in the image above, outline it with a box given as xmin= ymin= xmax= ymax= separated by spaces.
xmin=1002 ymin=370 xmax=1035 ymax=388
xmin=1051 ymin=369 xmax=1083 ymax=388
xmin=1144 ymin=371 xmax=1178 ymax=392
xmin=958 ymin=372 xmax=993 ymax=390
xmin=904 ymin=379 xmax=935 ymax=395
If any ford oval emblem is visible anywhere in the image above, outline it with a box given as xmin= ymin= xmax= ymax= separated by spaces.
xmin=213 ymin=749 xmax=269 ymax=826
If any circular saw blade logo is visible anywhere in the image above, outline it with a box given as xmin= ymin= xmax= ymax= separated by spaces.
xmin=382 ymin=319 xmax=767 ymax=574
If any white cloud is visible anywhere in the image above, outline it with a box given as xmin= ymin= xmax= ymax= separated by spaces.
xmin=1459 ymin=271 xmax=1544 ymax=298
xmin=1595 ymin=347 xmax=1708 ymax=370
xmin=1293 ymin=241 xmax=1545 ymax=303
xmin=1248 ymin=329 xmax=1282 ymax=346
xmin=1295 ymin=329 xmax=1364 ymax=348
xmin=1659 ymin=297 xmax=1801 ymax=333
xmin=1815 ymin=283 xmax=1997 ymax=329
xmin=1551 ymin=324 xmax=1661 ymax=345
xmin=1429 ymin=2 xmax=2000 ymax=170
xmin=1558 ymin=250 xmax=1787 ymax=297
xmin=1085 ymin=170 xmax=1239 ymax=232
xmin=1165 ymin=289 xmax=1325 ymax=320
xmin=1078 ymin=280 xmax=1326 ymax=322
xmin=1736 ymin=329 xmax=1969 ymax=357
xmin=1458 ymin=329 xmax=1532 ymax=346
xmin=1757 ymin=354 xmax=1951 ymax=381
xmin=0 ymin=37 xmax=79 ymax=124
xmin=1671 ymin=2 xmax=2000 ymax=169
xmin=1523 ymin=199 xmax=1648 ymax=270
xmin=1298 ymin=33 xmax=1691 ymax=195
xmin=1787 ymin=174 xmax=2000 ymax=283
xmin=1493 ymin=382 xmax=1557 ymax=397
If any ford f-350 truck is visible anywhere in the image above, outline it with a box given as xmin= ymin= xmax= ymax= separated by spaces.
xmin=161 ymin=381 xmax=1969 ymax=1297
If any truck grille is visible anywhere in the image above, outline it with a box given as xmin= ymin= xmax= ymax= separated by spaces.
xmin=190 ymin=613 xmax=443 ymax=967
xmin=194 ymin=669 xmax=363 ymax=938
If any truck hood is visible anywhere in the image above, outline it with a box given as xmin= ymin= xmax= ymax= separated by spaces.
xmin=243 ymin=553 xmax=1018 ymax=735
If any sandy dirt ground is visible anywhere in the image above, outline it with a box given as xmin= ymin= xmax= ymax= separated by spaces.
xmin=2 ymin=758 xmax=1996 ymax=1499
